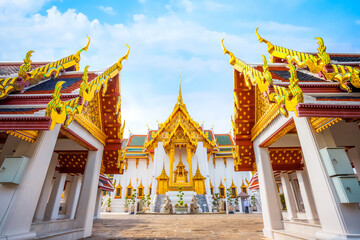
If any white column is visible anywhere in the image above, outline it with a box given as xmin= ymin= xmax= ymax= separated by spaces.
xmin=0 ymin=125 xmax=60 ymax=240
xmin=296 ymin=168 xmax=318 ymax=222
xmin=75 ymin=149 xmax=103 ymax=238
xmin=253 ymin=146 xmax=283 ymax=238
xmin=294 ymin=117 xmax=360 ymax=238
xmin=347 ymin=147 xmax=360 ymax=180
xmin=239 ymin=198 xmax=244 ymax=213
xmin=280 ymin=172 xmax=298 ymax=220
xmin=65 ymin=175 xmax=82 ymax=219
xmin=94 ymin=188 xmax=102 ymax=219
xmin=44 ymin=172 xmax=66 ymax=220
xmin=33 ymin=153 xmax=58 ymax=221
xmin=62 ymin=176 xmax=72 ymax=204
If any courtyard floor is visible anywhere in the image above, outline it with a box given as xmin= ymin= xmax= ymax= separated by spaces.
xmin=84 ymin=212 xmax=269 ymax=240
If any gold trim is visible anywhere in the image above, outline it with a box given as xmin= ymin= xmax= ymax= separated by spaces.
xmin=256 ymin=27 xmax=360 ymax=92
xmin=251 ymin=104 xmax=280 ymax=141
xmin=260 ymin=120 xmax=295 ymax=147
xmin=74 ymin=114 xmax=107 ymax=145
xmin=6 ymin=130 xmax=38 ymax=143
xmin=310 ymin=117 xmax=342 ymax=133
xmin=0 ymin=37 xmax=90 ymax=100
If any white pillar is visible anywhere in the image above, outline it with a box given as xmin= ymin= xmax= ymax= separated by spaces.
xmin=253 ymin=146 xmax=283 ymax=238
xmin=33 ymin=153 xmax=58 ymax=221
xmin=294 ymin=117 xmax=360 ymax=238
xmin=94 ymin=188 xmax=102 ymax=219
xmin=347 ymin=147 xmax=360 ymax=180
xmin=239 ymin=198 xmax=244 ymax=213
xmin=296 ymin=168 xmax=318 ymax=222
xmin=75 ymin=149 xmax=103 ymax=238
xmin=280 ymin=172 xmax=298 ymax=220
xmin=65 ymin=175 xmax=82 ymax=219
xmin=44 ymin=172 xmax=66 ymax=220
xmin=62 ymin=175 xmax=72 ymax=204
xmin=0 ymin=125 xmax=60 ymax=240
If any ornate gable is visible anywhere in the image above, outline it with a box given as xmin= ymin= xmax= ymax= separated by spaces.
xmin=145 ymin=77 xmax=216 ymax=151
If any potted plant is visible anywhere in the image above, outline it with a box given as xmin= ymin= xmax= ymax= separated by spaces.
xmin=234 ymin=197 xmax=240 ymax=212
xmin=226 ymin=188 xmax=234 ymax=213
xmin=250 ymin=195 xmax=257 ymax=211
xmin=212 ymin=193 xmax=220 ymax=212
xmin=174 ymin=187 xmax=188 ymax=214
xmin=130 ymin=189 xmax=137 ymax=213
xmin=142 ymin=194 xmax=151 ymax=213
xmin=124 ymin=196 xmax=130 ymax=212
xmin=106 ymin=198 xmax=112 ymax=212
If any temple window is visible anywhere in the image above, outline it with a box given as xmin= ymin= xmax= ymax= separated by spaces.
xmin=126 ymin=180 xmax=133 ymax=197
xmin=115 ymin=187 xmax=122 ymax=199
xmin=242 ymin=187 xmax=247 ymax=193
xmin=230 ymin=180 xmax=237 ymax=197
xmin=231 ymin=187 xmax=236 ymax=197
xmin=138 ymin=187 xmax=143 ymax=198
xmin=137 ymin=180 xmax=144 ymax=199
xmin=219 ymin=187 xmax=225 ymax=198
xmin=219 ymin=180 xmax=225 ymax=198
xmin=149 ymin=187 xmax=152 ymax=195
xmin=115 ymin=181 xmax=122 ymax=199
xmin=127 ymin=187 xmax=132 ymax=197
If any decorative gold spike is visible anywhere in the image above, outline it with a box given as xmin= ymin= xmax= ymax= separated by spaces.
xmin=46 ymin=44 xmax=130 ymax=130
xmin=256 ymin=28 xmax=360 ymax=92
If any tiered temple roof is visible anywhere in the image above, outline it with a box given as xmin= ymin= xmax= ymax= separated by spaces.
xmin=223 ymin=27 xmax=360 ymax=171
xmin=0 ymin=36 xmax=130 ymax=174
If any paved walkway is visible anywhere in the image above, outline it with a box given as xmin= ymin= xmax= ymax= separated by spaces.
xmin=84 ymin=213 xmax=269 ymax=240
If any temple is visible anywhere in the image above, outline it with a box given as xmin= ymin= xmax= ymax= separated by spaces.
xmin=0 ymin=37 xmax=128 ymax=239
xmin=107 ymin=75 xmax=258 ymax=213
xmin=222 ymin=28 xmax=360 ymax=239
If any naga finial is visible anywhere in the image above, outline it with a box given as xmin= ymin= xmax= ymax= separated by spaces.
xmin=315 ymin=37 xmax=326 ymax=53
xmin=255 ymin=27 xmax=274 ymax=53
xmin=18 ymin=50 xmax=34 ymax=79
xmin=74 ymin=36 xmax=91 ymax=62
xmin=81 ymin=36 xmax=91 ymax=52
xmin=221 ymin=38 xmax=236 ymax=65
xmin=116 ymin=44 xmax=130 ymax=70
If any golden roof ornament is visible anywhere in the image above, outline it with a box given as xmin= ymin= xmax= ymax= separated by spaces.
xmin=176 ymin=69 xmax=185 ymax=107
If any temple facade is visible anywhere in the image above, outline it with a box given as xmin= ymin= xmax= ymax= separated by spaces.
xmin=223 ymin=28 xmax=360 ymax=240
xmin=107 ymin=80 xmax=257 ymax=213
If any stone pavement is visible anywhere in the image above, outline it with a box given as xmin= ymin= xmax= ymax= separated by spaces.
xmin=84 ymin=213 xmax=269 ymax=240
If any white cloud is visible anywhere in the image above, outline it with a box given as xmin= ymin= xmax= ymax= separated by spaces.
xmin=98 ymin=6 xmax=115 ymax=15
xmin=2 ymin=3 xmax=348 ymax=138
xmin=356 ymin=20 xmax=360 ymax=25
xmin=138 ymin=0 xmax=146 ymax=3
xmin=133 ymin=14 xmax=146 ymax=22
xmin=174 ymin=0 xmax=195 ymax=13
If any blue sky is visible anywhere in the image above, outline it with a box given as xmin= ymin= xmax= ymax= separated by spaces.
xmin=0 ymin=0 xmax=359 ymax=138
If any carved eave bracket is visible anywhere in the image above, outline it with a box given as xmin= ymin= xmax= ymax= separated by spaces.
xmin=46 ymin=44 xmax=130 ymax=130
xmin=222 ymin=38 xmax=303 ymax=118
xmin=0 ymin=36 xmax=91 ymax=100
xmin=256 ymin=27 xmax=360 ymax=92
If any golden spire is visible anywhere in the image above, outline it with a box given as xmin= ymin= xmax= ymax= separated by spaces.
xmin=176 ymin=69 xmax=184 ymax=106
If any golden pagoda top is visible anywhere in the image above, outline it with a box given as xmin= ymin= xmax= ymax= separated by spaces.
xmin=144 ymin=73 xmax=216 ymax=151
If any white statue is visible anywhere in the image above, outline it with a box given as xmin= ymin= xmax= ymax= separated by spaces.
xmin=190 ymin=195 xmax=199 ymax=214
xmin=160 ymin=196 xmax=173 ymax=214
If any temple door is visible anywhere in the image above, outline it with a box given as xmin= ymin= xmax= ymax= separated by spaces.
xmin=157 ymin=179 xmax=168 ymax=194
xmin=194 ymin=180 xmax=205 ymax=194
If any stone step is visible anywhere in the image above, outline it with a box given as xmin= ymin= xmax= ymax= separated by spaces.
xmin=155 ymin=194 xmax=165 ymax=212
xmin=31 ymin=219 xmax=76 ymax=235
xmin=196 ymin=194 xmax=208 ymax=212
xmin=35 ymin=228 xmax=84 ymax=240
xmin=273 ymin=230 xmax=316 ymax=240
xmin=283 ymin=220 xmax=321 ymax=236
